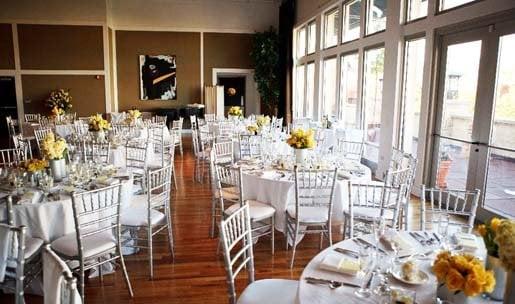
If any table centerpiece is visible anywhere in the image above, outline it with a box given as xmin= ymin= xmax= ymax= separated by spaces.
xmin=22 ymin=158 xmax=48 ymax=186
xmin=247 ymin=124 xmax=259 ymax=135
xmin=489 ymin=219 xmax=515 ymax=304
xmin=125 ymin=109 xmax=142 ymax=126
xmin=286 ymin=128 xmax=315 ymax=165
xmin=46 ymin=89 xmax=73 ymax=121
xmin=228 ymin=106 xmax=243 ymax=120
xmin=433 ymin=250 xmax=495 ymax=303
xmin=41 ymin=133 xmax=68 ymax=181
xmin=88 ymin=113 xmax=111 ymax=141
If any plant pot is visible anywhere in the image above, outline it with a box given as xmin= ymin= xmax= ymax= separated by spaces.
xmin=487 ymin=255 xmax=507 ymax=300
xmin=505 ymin=271 xmax=514 ymax=304
xmin=436 ymin=160 xmax=452 ymax=188
xmin=92 ymin=130 xmax=105 ymax=142
xmin=294 ymin=148 xmax=307 ymax=165
xmin=49 ymin=158 xmax=67 ymax=182
xmin=437 ymin=284 xmax=472 ymax=304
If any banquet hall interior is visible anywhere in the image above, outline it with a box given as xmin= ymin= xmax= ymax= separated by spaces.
xmin=1 ymin=0 xmax=515 ymax=303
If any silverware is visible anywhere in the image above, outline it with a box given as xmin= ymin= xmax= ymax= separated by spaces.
xmin=305 ymin=277 xmax=360 ymax=289
xmin=333 ymin=247 xmax=359 ymax=258
xmin=433 ymin=232 xmax=441 ymax=244
xmin=356 ymin=238 xmax=387 ymax=254
xmin=409 ymin=232 xmax=425 ymax=246
xmin=365 ymin=271 xmax=375 ymax=289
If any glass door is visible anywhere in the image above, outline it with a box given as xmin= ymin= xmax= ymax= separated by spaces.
xmin=432 ymin=20 xmax=515 ymax=220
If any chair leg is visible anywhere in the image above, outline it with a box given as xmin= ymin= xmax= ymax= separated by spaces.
xmin=79 ymin=263 xmax=85 ymax=303
xmin=98 ymin=258 xmax=103 ymax=283
xmin=284 ymin=216 xmax=289 ymax=251
xmin=271 ymin=216 xmax=275 ymax=255
xmin=328 ymin=223 xmax=333 ymax=247
xmin=319 ymin=232 xmax=323 ymax=250
xmin=210 ymin=198 xmax=217 ymax=238
xmin=167 ymin=216 xmax=175 ymax=260
xmin=148 ymin=227 xmax=153 ymax=279
xmin=172 ymin=166 xmax=178 ymax=189
xmin=118 ymin=245 xmax=134 ymax=297
xmin=289 ymin=225 xmax=299 ymax=269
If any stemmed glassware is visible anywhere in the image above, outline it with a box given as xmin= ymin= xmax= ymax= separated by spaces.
xmin=438 ymin=213 xmax=450 ymax=250
xmin=354 ymin=245 xmax=376 ymax=298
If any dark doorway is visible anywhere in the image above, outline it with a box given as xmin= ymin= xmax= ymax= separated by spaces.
xmin=218 ymin=76 xmax=245 ymax=115
xmin=0 ymin=76 xmax=17 ymax=147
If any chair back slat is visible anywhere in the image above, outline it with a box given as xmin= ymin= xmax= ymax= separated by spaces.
xmin=238 ymin=134 xmax=262 ymax=159
xmin=213 ymin=141 xmax=234 ymax=165
xmin=293 ymin=167 xmax=337 ymax=222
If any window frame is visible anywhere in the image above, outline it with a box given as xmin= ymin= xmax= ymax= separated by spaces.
xmin=307 ymin=20 xmax=317 ymax=54
xmin=405 ymin=0 xmax=428 ymax=24
xmin=323 ymin=6 xmax=341 ymax=49
xmin=342 ymin=0 xmax=362 ymax=43
xmin=339 ymin=51 xmax=361 ymax=126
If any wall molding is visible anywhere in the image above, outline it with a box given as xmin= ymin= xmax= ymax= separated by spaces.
xmin=112 ymin=25 xmax=256 ymax=34
xmin=17 ymin=70 xmax=105 ymax=75
xmin=0 ymin=19 xmax=106 ymax=26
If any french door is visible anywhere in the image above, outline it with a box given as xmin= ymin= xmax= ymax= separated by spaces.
xmin=432 ymin=19 xmax=515 ymax=220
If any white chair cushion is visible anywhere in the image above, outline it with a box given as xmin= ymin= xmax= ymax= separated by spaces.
xmin=347 ymin=207 xmax=394 ymax=220
xmin=225 ymin=200 xmax=275 ymax=222
xmin=51 ymin=231 xmax=116 ymax=258
xmin=286 ymin=205 xmax=329 ymax=223
xmin=121 ymin=207 xmax=165 ymax=226
xmin=237 ymin=279 xmax=298 ymax=304
xmin=215 ymin=187 xmax=240 ymax=201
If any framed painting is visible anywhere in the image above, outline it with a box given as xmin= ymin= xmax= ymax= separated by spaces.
xmin=139 ymin=55 xmax=177 ymax=100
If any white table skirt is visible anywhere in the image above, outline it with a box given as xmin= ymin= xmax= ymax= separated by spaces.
xmin=297 ymin=232 xmax=488 ymax=304
xmin=241 ymin=162 xmax=372 ymax=236
xmin=0 ymin=178 xmax=133 ymax=243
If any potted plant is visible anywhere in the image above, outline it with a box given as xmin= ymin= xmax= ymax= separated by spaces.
xmin=433 ymin=251 xmax=495 ymax=303
xmin=286 ymin=128 xmax=315 ymax=164
xmin=436 ymin=150 xmax=453 ymax=188
xmin=88 ymin=113 xmax=111 ymax=141
xmin=41 ymin=133 xmax=68 ymax=181
xmin=250 ymin=27 xmax=279 ymax=116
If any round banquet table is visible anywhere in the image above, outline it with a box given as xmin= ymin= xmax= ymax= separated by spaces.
xmin=0 ymin=176 xmax=133 ymax=243
xmin=296 ymin=232 xmax=488 ymax=304
xmin=240 ymin=160 xmax=372 ymax=238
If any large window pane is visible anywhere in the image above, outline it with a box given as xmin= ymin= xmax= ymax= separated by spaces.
xmin=339 ymin=53 xmax=359 ymax=128
xmin=363 ymin=47 xmax=385 ymax=162
xmin=440 ymin=41 xmax=481 ymax=141
xmin=322 ymin=57 xmax=338 ymax=117
xmin=324 ymin=8 xmax=340 ymax=48
xmin=366 ymin=0 xmax=387 ymax=35
xmin=295 ymin=65 xmax=305 ymax=118
xmin=343 ymin=0 xmax=361 ymax=42
xmin=407 ymin=0 xmax=428 ymax=21
xmin=436 ymin=138 xmax=470 ymax=190
xmin=440 ymin=0 xmax=476 ymax=11
xmin=307 ymin=22 xmax=316 ymax=54
xmin=297 ymin=27 xmax=306 ymax=58
xmin=306 ymin=63 xmax=315 ymax=119
xmin=400 ymin=38 xmax=425 ymax=155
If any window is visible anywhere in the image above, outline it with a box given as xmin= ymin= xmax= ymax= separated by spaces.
xmin=306 ymin=63 xmax=315 ymax=119
xmin=366 ymin=0 xmax=387 ymax=35
xmin=439 ymin=0 xmax=476 ymax=11
xmin=363 ymin=47 xmax=385 ymax=161
xmin=400 ymin=37 xmax=426 ymax=155
xmin=343 ymin=0 xmax=361 ymax=42
xmin=324 ymin=8 xmax=340 ymax=48
xmin=297 ymin=27 xmax=306 ymax=58
xmin=295 ymin=65 xmax=305 ymax=118
xmin=339 ymin=53 xmax=359 ymax=127
xmin=407 ymin=0 xmax=428 ymax=21
xmin=307 ymin=21 xmax=316 ymax=54
xmin=322 ymin=57 xmax=338 ymax=117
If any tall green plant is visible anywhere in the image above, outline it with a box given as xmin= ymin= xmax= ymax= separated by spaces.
xmin=250 ymin=27 xmax=280 ymax=115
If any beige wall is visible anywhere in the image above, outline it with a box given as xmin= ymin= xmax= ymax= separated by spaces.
xmin=18 ymin=24 xmax=104 ymax=70
xmin=22 ymin=75 xmax=106 ymax=116
xmin=0 ymin=24 xmax=14 ymax=69
xmin=115 ymin=30 xmax=201 ymax=111
xmin=203 ymin=33 xmax=254 ymax=86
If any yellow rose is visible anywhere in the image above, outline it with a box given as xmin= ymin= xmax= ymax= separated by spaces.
xmin=436 ymin=251 xmax=451 ymax=262
xmin=433 ymin=259 xmax=450 ymax=281
xmin=446 ymin=268 xmax=465 ymax=291
xmin=477 ymin=224 xmax=487 ymax=237
xmin=484 ymin=271 xmax=496 ymax=293
xmin=470 ymin=264 xmax=487 ymax=285
xmin=491 ymin=218 xmax=501 ymax=232
xmin=450 ymin=255 xmax=472 ymax=273
xmin=464 ymin=275 xmax=482 ymax=297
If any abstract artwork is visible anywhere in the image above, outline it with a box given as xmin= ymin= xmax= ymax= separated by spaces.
xmin=139 ymin=55 xmax=177 ymax=100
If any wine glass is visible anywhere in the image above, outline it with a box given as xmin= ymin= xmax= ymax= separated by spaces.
xmin=438 ymin=213 xmax=450 ymax=250
xmin=354 ymin=245 xmax=376 ymax=298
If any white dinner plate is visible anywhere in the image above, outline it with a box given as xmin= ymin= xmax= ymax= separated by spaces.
xmin=391 ymin=265 xmax=429 ymax=285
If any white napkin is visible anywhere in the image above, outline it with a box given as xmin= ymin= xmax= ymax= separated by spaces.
xmin=0 ymin=224 xmax=13 ymax=282
xmin=454 ymin=233 xmax=479 ymax=251
xmin=381 ymin=231 xmax=415 ymax=256
xmin=319 ymin=252 xmax=360 ymax=275
xmin=43 ymin=246 xmax=81 ymax=304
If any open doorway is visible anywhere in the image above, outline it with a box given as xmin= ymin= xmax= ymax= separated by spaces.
xmin=212 ymin=68 xmax=260 ymax=115
xmin=218 ymin=76 xmax=245 ymax=115
xmin=0 ymin=76 xmax=17 ymax=147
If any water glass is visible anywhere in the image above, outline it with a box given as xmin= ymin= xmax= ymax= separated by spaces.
xmin=438 ymin=214 xmax=450 ymax=249
xmin=355 ymin=246 xmax=375 ymax=298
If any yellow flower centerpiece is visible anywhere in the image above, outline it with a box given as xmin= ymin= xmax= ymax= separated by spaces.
xmin=46 ymin=89 xmax=73 ymax=115
xmin=23 ymin=159 xmax=48 ymax=173
xmin=287 ymin=128 xmax=315 ymax=164
xmin=494 ymin=219 xmax=515 ymax=272
xmin=228 ymin=106 xmax=243 ymax=117
xmin=433 ymin=251 xmax=495 ymax=300
xmin=89 ymin=114 xmax=111 ymax=132
xmin=256 ymin=115 xmax=271 ymax=128
xmin=247 ymin=124 xmax=259 ymax=135
xmin=125 ymin=109 xmax=142 ymax=125
xmin=41 ymin=133 xmax=68 ymax=181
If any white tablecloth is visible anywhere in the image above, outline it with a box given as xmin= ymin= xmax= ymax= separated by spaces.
xmin=0 ymin=178 xmax=133 ymax=243
xmin=297 ymin=232 xmax=488 ymax=304
xmin=240 ymin=161 xmax=372 ymax=235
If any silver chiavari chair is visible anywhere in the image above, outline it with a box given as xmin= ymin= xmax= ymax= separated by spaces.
xmin=0 ymin=147 xmax=28 ymax=168
xmin=385 ymin=164 xmax=417 ymax=230
xmin=220 ymin=204 xmax=298 ymax=304
xmin=125 ymin=140 xmax=148 ymax=192
xmin=344 ymin=182 xmax=405 ymax=238
xmin=0 ymin=224 xmax=27 ymax=304
xmin=171 ymin=119 xmax=183 ymax=156
xmin=210 ymin=162 xmax=240 ymax=237
xmin=121 ymin=165 xmax=175 ymax=279
xmin=83 ymin=141 xmax=111 ymax=163
xmin=204 ymin=113 xmax=216 ymax=123
xmin=34 ymin=128 xmax=54 ymax=155
xmin=24 ymin=113 xmax=40 ymax=124
xmin=238 ymin=134 xmax=262 ymax=159
xmin=420 ymin=187 xmax=480 ymax=234
xmin=6 ymin=116 xmax=18 ymax=148
xmin=194 ymin=128 xmax=213 ymax=183
xmin=389 ymin=147 xmax=416 ymax=171
xmin=222 ymin=167 xmax=276 ymax=254
xmin=213 ymin=140 xmax=234 ymax=165
xmin=73 ymin=120 xmax=88 ymax=136
xmin=335 ymin=139 xmax=364 ymax=161
xmin=39 ymin=116 xmax=55 ymax=129
xmin=149 ymin=125 xmax=177 ymax=188
xmin=152 ymin=115 xmax=167 ymax=126
xmin=218 ymin=122 xmax=234 ymax=138
xmin=190 ymin=115 xmax=198 ymax=130
xmin=50 ymin=184 xmax=133 ymax=302
xmin=42 ymin=245 xmax=81 ymax=304
xmin=285 ymin=167 xmax=338 ymax=268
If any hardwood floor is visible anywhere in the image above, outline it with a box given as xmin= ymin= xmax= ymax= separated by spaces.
xmin=1 ymin=135 xmax=423 ymax=304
